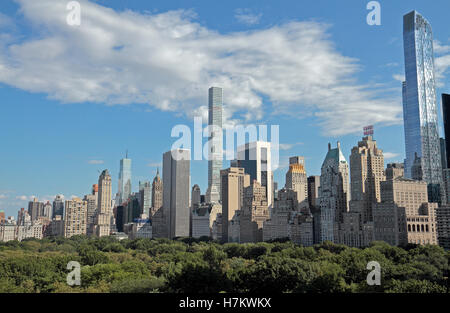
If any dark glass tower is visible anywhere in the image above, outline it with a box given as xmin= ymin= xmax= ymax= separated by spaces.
xmin=442 ymin=94 xmax=450 ymax=168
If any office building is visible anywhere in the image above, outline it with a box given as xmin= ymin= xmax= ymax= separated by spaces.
xmin=235 ymin=141 xmax=273 ymax=208
xmin=163 ymin=149 xmax=190 ymax=238
xmin=442 ymin=94 xmax=450 ymax=167
xmin=118 ymin=155 xmax=132 ymax=205
xmin=192 ymin=204 xmax=212 ymax=238
xmin=436 ymin=206 xmax=450 ymax=250
xmin=440 ymin=138 xmax=447 ymax=170
xmin=139 ymin=181 xmax=151 ymax=216
xmin=52 ymin=195 xmax=64 ymax=219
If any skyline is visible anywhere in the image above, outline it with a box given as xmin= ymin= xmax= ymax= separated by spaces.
xmin=1 ymin=0 xmax=450 ymax=217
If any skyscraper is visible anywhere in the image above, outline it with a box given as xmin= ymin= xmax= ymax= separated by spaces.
xmin=150 ymin=169 xmax=165 ymax=238
xmin=139 ymin=181 xmax=151 ymax=216
xmin=442 ymin=93 xmax=450 ymax=167
xmin=440 ymin=138 xmax=447 ymax=170
xmin=221 ymin=167 xmax=250 ymax=243
xmin=235 ymin=141 xmax=273 ymax=208
xmin=28 ymin=198 xmax=43 ymax=221
xmin=402 ymin=11 xmax=442 ymax=202
xmin=307 ymin=176 xmax=320 ymax=209
xmin=52 ymin=195 xmax=64 ymax=219
xmin=240 ymin=180 xmax=269 ymax=243
xmin=42 ymin=201 xmax=53 ymax=219
xmin=318 ymin=142 xmax=350 ymax=243
xmin=285 ymin=156 xmax=308 ymax=211
xmin=191 ymin=185 xmax=201 ymax=211
xmin=95 ymin=169 xmax=112 ymax=237
xmin=163 ymin=149 xmax=190 ymax=238
xmin=349 ymin=135 xmax=385 ymax=223
xmin=118 ymin=155 xmax=132 ymax=205
xmin=84 ymin=184 xmax=98 ymax=236
xmin=64 ymin=197 xmax=87 ymax=238
xmin=206 ymin=87 xmax=223 ymax=204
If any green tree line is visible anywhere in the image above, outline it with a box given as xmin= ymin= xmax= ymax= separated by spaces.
xmin=0 ymin=236 xmax=448 ymax=293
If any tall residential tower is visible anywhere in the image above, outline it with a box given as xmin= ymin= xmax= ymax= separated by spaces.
xmin=206 ymin=87 xmax=223 ymax=204
xmin=402 ymin=10 xmax=442 ymax=202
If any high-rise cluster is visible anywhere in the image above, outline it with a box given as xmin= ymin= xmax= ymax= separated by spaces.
xmin=1 ymin=10 xmax=450 ymax=250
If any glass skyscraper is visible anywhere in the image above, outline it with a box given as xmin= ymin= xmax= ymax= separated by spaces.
xmin=118 ymin=156 xmax=132 ymax=205
xmin=206 ymin=87 xmax=223 ymax=204
xmin=402 ymin=10 xmax=442 ymax=202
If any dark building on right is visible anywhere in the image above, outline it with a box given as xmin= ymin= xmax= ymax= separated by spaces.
xmin=442 ymin=93 xmax=450 ymax=168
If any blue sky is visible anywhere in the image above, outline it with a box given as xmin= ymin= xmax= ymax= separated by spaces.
xmin=1 ymin=0 xmax=450 ymax=218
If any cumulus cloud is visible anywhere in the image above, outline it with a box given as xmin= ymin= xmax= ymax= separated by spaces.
xmin=147 ymin=162 xmax=162 ymax=168
xmin=393 ymin=74 xmax=405 ymax=83
xmin=88 ymin=159 xmax=104 ymax=164
xmin=383 ymin=152 xmax=400 ymax=160
xmin=275 ymin=142 xmax=303 ymax=151
xmin=234 ymin=9 xmax=262 ymax=25
xmin=434 ymin=40 xmax=450 ymax=54
xmin=0 ymin=194 xmax=8 ymax=199
xmin=16 ymin=195 xmax=31 ymax=201
xmin=0 ymin=0 xmax=403 ymax=136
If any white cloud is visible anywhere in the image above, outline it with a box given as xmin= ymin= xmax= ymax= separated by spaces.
xmin=0 ymin=0 xmax=403 ymax=136
xmin=88 ymin=159 xmax=104 ymax=164
xmin=434 ymin=40 xmax=450 ymax=54
xmin=0 ymin=194 xmax=7 ymax=199
xmin=393 ymin=74 xmax=405 ymax=83
xmin=384 ymin=62 xmax=399 ymax=67
xmin=16 ymin=195 xmax=31 ymax=201
xmin=147 ymin=162 xmax=162 ymax=168
xmin=275 ymin=142 xmax=303 ymax=151
xmin=435 ymin=55 xmax=450 ymax=88
xmin=234 ymin=9 xmax=262 ymax=25
xmin=384 ymin=152 xmax=400 ymax=160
